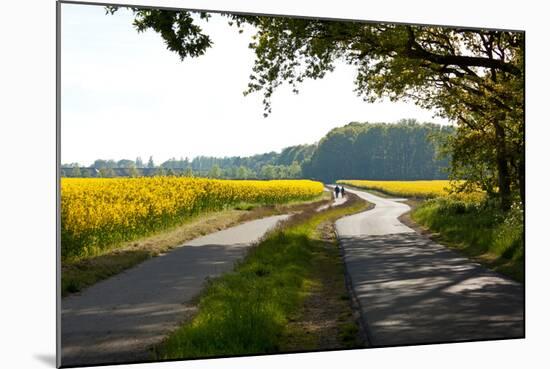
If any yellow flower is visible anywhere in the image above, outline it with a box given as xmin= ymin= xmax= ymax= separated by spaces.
xmin=337 ymin=179 xmax=484 ymax=201
xmin=61 ymin=177 xmax=323 ymax=259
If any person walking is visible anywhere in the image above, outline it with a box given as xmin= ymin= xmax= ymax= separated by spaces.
xmin=334 ymin=185 xmax=340 ymax=198
xmin=340 ymin=186 xmax=345 ymax=197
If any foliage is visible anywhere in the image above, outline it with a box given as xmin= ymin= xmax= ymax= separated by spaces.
xmin=63 ymin=121 xmax=450 ymax=182
xmin=105 ymin=6 xmax=212 ymax=60
xmin=304 ymin=120 xmax=452 ymax=182
xmin=61 ymin=178 xmax=324 ymax=259
xmin=412 ymin=197 xmax=524 ymax=281
xmin=62 ymin=112 xmax=453 ymax=183
xmin=63 ymin=143 xmax=315 ymax=179
xmin=240 ymin=18 xmax=524 ymax=209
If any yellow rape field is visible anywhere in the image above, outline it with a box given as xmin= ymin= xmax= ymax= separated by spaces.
xmin=61 ymin=177 xmax=324 ymax=259
xmin=337 ymin=179 xmax=484 ymax=201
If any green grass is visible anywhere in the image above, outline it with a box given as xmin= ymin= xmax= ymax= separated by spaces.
xmin=412 ymin=197 xmax=524 ymax=282
xmin=62 ymin=250 xmax=150 ymax=294
xmin=153 ymin=195 xmax=369 ymax=360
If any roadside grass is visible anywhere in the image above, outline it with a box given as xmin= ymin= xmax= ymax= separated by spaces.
xmin=62 ymin=193 xmax=331 ymax=297
xmin=279 ymin=205 xmax=371 ymax=352
xmin=411 ymin=197 xmax=524 ymax=282
xmin=153 ymin=193 xmax=369 ymax=360
xmin=233 ymin=202 xmax=258 ymax=211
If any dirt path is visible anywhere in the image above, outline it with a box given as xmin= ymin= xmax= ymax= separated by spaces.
xmin=335 ymin=187 xmax=524 ymax=346
xmin=61 ymin=214 xmax=290 ymax=367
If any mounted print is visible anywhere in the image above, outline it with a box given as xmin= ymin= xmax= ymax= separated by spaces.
xmin=57 ymin=1 xmax=525 ymax=367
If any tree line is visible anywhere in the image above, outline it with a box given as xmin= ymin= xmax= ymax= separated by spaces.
xmin=302 ymin=120 xmax=452 ymax=183
xmin=62 ymin=120 xmax=451 ymax=181
xmin=61 ymin=144 xmax=314 ymax=179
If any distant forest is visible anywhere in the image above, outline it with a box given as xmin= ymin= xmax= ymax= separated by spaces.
xmin=304 ymin=120 xmax=453 ymax=182
xmin=62 ymin=120 xmax=453 ymax=181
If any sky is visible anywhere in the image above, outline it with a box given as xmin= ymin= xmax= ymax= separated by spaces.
xmin=61 ymin=3 xmax=450 ymax=166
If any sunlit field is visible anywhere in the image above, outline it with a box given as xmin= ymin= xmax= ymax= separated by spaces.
xmin=338 ymin=179 xmax=484 ymax=201
xmin=61 ymin=177 xmax=324 ymax=259
xmin=337 ymin=179 xmax=454 ymax=198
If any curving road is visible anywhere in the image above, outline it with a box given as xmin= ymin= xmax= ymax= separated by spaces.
xmin=335 ymin=187 xmax=524 ymax=347
xmin=61 ymin=214 xmax=290 ymax=367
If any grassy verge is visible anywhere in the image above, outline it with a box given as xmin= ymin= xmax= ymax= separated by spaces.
xmin=62 ymin=193 xmax=331 ymax=296
xmin=409 ymin=198 xmax=524 ymax=282
xmin=153 ymin=193 xmax=370 ymax=360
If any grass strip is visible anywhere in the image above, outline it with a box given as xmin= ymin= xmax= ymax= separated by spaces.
xmin=153 ymin=194 xmax=369 ymax=360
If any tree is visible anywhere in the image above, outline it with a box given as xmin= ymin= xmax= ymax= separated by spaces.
xmin=156 ymin=167 xmax=166 ymax=176
xmin=106 ymin=6 xmax=213 ymax=61
xmin=183 ymin=167 xmax=193 ymax=177
xmin=99 ymin=168 xmax=115 ymax=178
xmin=129 ymin=165 xmax=140 ymax=178
xmin=117 ymin=159 xmax=135 ymax=168
xmin=303 ymin=121 xmax=450 ymax=182
xmin=260 ymin=165 xmax=276 ymax=179
xmin=135 ymin=156 xmax=144 ymax=168
xmin=237 ymin=166 xmax=248 ymax=179
xmin=288 ymin=161 xmax=302 ymax=178
xmin=92 ymin=159 xmax=109 ymax=169
xmin=208 ymin=164 xmax=222 ymax=178
xmin=147 ymin=156 xmax=155 ymax=169
xmin=240 ymin=20 xmax=523 ymax=209
xmin=71 ymin=166 xmax=81 ymax=177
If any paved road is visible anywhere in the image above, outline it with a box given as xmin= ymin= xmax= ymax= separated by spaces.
xmin=61 ymin=214 xmax=289 ymax=367
xmin=335 ymin=188 xmax=524 ymax=347
xmin=317 ymin=187 xmax=348 ymax=211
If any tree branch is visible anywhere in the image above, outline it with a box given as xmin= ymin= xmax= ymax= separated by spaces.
xmin=405 ymin=27 xmax=520 ymax=75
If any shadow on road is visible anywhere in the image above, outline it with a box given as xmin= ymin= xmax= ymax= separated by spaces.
xmin=340 ymin=233 xmax=524 ymax=346
xmin=62 ymin=243 xmax=251 ymax=366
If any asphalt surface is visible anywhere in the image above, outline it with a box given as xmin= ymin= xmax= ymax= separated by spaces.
xmin=335 ymin=187 xmax=524 ymax=347
xmin=317 ymin=190 xmax=348 ymax=211
xmin=61 ymin=214 xmax=289 ymax=367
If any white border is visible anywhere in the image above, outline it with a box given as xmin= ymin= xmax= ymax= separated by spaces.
xmin=2 ymin=1 xmax=548 ymax=368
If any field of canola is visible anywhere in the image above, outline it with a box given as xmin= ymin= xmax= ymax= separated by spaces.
xmin=61 ymin=177 xmax=324 ymax=259
xmin=337 ymin=179 xmax=482 ymax=201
